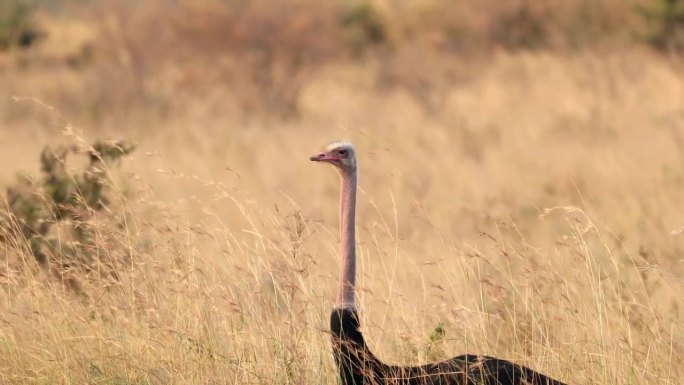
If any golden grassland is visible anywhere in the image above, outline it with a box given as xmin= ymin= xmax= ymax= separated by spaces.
xmin=1 ymin=2 xmax=684 ymax=384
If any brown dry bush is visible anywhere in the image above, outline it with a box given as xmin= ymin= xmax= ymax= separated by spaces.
xmin=82 ymin=1 xmax=346 ymax=121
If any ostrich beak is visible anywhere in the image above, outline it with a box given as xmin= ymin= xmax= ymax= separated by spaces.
xmin=310 ymin=152 xmax=332 ymax=162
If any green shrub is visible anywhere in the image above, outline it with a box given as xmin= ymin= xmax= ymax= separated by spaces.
xmin=0 ymin=0 xmax=41 ymax=50
xmin=341 ymin=1 xmax=387 ymax=56
xmin=1 ymin=140 xmax=135 ymax=292
xmin=636 ymin=0 xmax=684 ymax=52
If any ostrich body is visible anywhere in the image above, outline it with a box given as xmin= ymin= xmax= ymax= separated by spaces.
xmin=310 ymin=141 xmax=567 ymax=385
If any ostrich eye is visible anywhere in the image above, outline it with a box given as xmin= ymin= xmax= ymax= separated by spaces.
xmin=337 ymin=149 xmax=348 ymax=156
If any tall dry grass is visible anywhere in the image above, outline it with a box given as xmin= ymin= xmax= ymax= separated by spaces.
xmin=1 ymin=1 xmax=684 ymax=384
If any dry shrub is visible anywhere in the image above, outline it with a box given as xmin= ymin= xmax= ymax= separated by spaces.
xmin=389 ymin=0 xmax=638 ymax=52
xmin=82 ymin=0 xmax=345 ymax=120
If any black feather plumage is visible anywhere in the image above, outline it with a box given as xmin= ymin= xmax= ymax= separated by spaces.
xmin=331 ymin=308 xmax=567 ymax=385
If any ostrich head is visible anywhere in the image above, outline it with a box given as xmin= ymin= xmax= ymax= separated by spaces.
xmin=310 ymin=141 xmax=357 ymax=174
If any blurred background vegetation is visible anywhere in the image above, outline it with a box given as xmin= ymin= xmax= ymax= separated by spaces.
xmin=1 ymin=0 xmax=684 ymax=121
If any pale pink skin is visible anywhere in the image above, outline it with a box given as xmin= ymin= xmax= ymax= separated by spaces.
xmin=310 ymin=142 xmax=357 ymax=309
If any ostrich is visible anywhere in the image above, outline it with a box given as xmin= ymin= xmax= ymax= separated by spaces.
xmin=310 ymin=141 xmax=567 ymax=385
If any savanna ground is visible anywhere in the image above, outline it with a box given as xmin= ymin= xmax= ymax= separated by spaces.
xmin=1 ymin=1 xmax=684 ymax=384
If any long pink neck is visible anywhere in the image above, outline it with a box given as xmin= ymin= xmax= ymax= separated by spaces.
xmin=337 ymin=170 xmax=357 ymax=309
